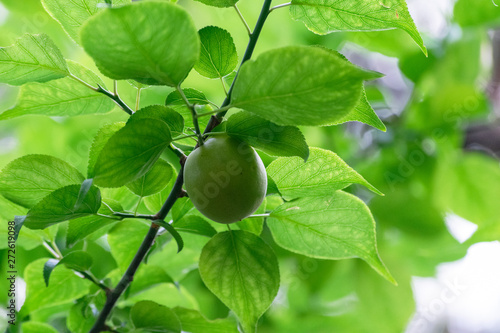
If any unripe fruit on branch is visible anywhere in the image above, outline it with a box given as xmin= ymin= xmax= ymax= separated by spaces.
xmin=183 ymin=135 xmax=267 ymax=224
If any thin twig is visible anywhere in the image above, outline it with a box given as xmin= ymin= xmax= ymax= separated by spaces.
xmin=69 ymin=74 xmax=99 ymax=91
xmin=112 ymin=212 xmax=155 ymax=220
xmin=220 ymin=76 xmax=228 ymax=96
xmin=269 ymin=2 xmax=292 ymax=12
xmin=234 ymin=4 xmax=252 ymax=36
xmin=96 ymin=85 xmax=134 ymax=115
xmin=169 ymin=143 xmax=188 ymax=159
xmin=79 ymin=271 xmax=111 ymax=294
xmin=68 ymin=74 xmax=134 ymax=115
xmin=43 ymin=242 xmax=61 ymax=259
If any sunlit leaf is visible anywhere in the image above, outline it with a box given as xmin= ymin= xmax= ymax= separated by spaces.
xmin=0 ymin=154 xmax=84 ymax=208
xmin=267 ymin=147 xmax=382 ymax=198
xmin=225 ymin=111 xmax=309 ymax=161
xmin=0 ymin=61 xmax=115 ymax=120
xmin=21 ymin=258 xmax=91 ymax=316
xmin=128 ymin=105 xmax=184 ymax=137
xmin=0 ymin=34 xmax=68 ymax=86
xmin=41 ymin=0 xmax=130 ymax=44
xmin=24 ymin=184 xmax=101 ymax=229
xmin=290 ymin=0 xmax=426 ymax=54
xmin=81 ymin=2 xmax=199 ymax=86
xmin=199 ymin=230 xmax=279 ymax=333
xmin=231 ymin=46 xmax=380 ymax=126
xmin=195 ymin=26 xmax=238 ymax=79
xmin=194 ymin=0 xmax=238 ymax=8
xmin=268 ymin=193 xmax=395 ymax=283
xmin=172 ymin=307 xmax=238 ymax=333
xmin=93 ymin=119 xmax=172 ymax=187
xmin=131 ymin=300 xmax=181 ymax=333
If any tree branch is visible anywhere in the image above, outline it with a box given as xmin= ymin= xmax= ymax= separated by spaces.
xmin=89 ymin=161 xmax=186 ymax=333
xmin=96 ymin=84 xmax=135 ymax=116
xmin=90 ymin=0 xmax=274 ymax=330
xmin=69 ymin=75 xmax=134 ymax=115
xmin=89 ymin=224 xmax=160 ymax=333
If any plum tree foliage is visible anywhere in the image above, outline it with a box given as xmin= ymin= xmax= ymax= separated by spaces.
xmin=7 ymin=0 xmax=487 ymax=332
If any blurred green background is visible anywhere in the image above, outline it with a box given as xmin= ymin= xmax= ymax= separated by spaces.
xmin=1 ymin=0 xmax=500 ymax=332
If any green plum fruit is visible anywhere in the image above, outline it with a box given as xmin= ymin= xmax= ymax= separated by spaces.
xmin=183 ymin=134 xmax=267 ymax=224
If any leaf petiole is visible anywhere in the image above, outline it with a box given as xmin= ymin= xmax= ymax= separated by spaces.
xmin=269 ymin=2 xmax=292 ymax=13
xmin=234 ymin=4 xmax=252 ymax=36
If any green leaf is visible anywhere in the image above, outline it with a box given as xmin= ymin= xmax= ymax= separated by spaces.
xmin=66 ymin=199 xmax=122 ymax=246
xmin=231 ymin=46 xmax=380 ymax=126
xmin=225 ymin=111 xmax=309 ymax=161
xmin=235 ymin=199 xmax=266 ymax=235
xmin=290 ymin=0 xmax=427 ymax=55
xmin=93 ymin=119 xmax=172 ymax=187
xmin=165 ymin=88 xmax=210 ymax=106
xmin=21 ymin=258 xmax=91 ymax=315
xmin=13 ymin=215 xmax=27 ymax=242
xmin=154 ymin=220 xmax=184 ymax=253
xmin=81 ymin=2 xmax=199 ymax=86
xmin=74 ymin=179 xmax=94 ymax=211
xmin=131 ymin=301 xmax=181 ymax=333
xmin=0 ymin=154 xmax=85 ymax=208
xmin=199 ymin=230 xmax=280 ymax=333
xmin=43 ymin=251 xmax=93 ymax=286
xmin=337 ymin=88 xmax=386 ymax=131
xmin=87 ymin=122 xmax=126 ymax=178
xmin=144 ymin=169 xmax=178 ymax=212
xmin=195 ymin=26 xmax=238 ymax=79
xmin=266 ymin=175 xmax=281 ymax=196
xmin=165 ymin=88 xmax=212 ymax=131
xmin=194 ymin=0 xmax=238 ymax=8
xmin=130 ymin=265 xmax=175 ymax=296
xmin=172 ymin=307 xmax=238 ymax=333
xmin=43 ymin=259 xmax=58 ymax=287
xmin=267 ymin=147 xmax=381 ymax=199
xmin=171 ymin=197 xmax=194 ymax=222
xmin=0 ymin=33 xmax=68 ymax=86
xmin=0 ymin=61 xmax=115 ymax=120
xmin=67 ymin=298 xmax=96 ymax=333
xmin=24 ymin=184 xmax=101 ymax=229
xmin=173 ymin=215 xmax=217 ymax=238
xmin=41 ymin=0 xmax=130 ymax=44
xmin=108 ymin=220 xmax=150 ymax=272
xmin=126 ymin=159 xmax=175 ymax=197
xmin=22 ymin=322 xmax=58 ymax=333
xmin=315 ymin=49 xmax=385 ymax=130
xmin=268 ymin=192 xmax=395 ymax=284
xmin=128 ymin=105 xmax=184 ymax=137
